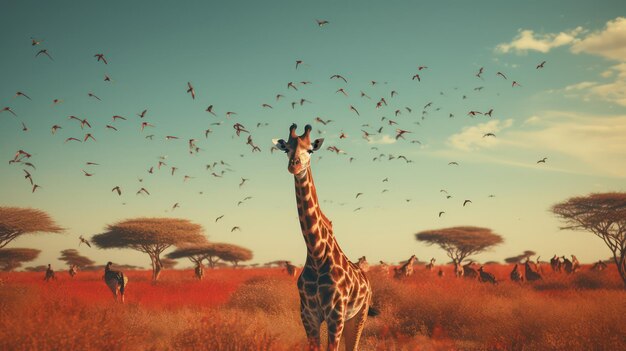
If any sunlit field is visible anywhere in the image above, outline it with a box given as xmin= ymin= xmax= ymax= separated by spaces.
xmin=1 ymin=265 xmax=624 ymax=351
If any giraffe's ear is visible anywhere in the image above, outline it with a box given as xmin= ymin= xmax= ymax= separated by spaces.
xmin=311 ymin=138 xmax=324 ymax=151
xmin=272 ymin=139 xmax=289 ymax=152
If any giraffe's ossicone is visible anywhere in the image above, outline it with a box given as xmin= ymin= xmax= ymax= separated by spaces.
xmin=273 ymin=124 xmax=378 ymax=351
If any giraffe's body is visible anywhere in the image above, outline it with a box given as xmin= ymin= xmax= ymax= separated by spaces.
xmin=274 ymin=124 xmax=375 ymax=351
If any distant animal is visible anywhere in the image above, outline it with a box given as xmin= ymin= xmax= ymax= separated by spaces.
xmin=524 ymin=260 xmax=542 ymax=281
xmin=44 ymin=264 xmax=56 ymax=282
xmin=571 ymin=255 xmax=580 ymax=273
xmin=283 ymin=261 xmax=297 ymax=278
xmin=69 ymin=264 xmax=78 ymax=278
xmin=394 ymin=254 xmax=417 ymax=279
xmin=550 ymin=255 xmax=562 ymax=272
xmin=379 ymin=261 xmax=390 ymax=276
xmin=591 ymin=260 xmax=608 ymax=272
xmin=562 ymin=256 xmax=574 ymax=274
xmin=104 ymin=262 xmax=128 ymax=302
xmin=478 ymin=266 xmax=497 ymax=284
xmin=426 ymin=258 xmax=436 ymax=271
xmin=510 ymin=264 xmax=523 ymax=282
xmin=356 ymin=256 xmax=370 ymax=272
xmin=453 ymin=259 xmax=464 ymax=278
xmin=462 ymin=262 xmax=478 ymax=279
xmin=438 ymin=268 xmax=445 ymax=278
xmin=194 ymin=262 xmax=204 ymax=280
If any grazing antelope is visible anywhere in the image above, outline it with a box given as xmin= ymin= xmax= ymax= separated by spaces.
xmin=356 ymin=256 xmax=370 ymax=272
xmin=453 ymin=259 xmax=463 ymax=278
xmin=550 ymin=255 xmax=562 ymax=272
xmin=478 ymin=266 xmax=497 ymax=284
xmin=104 ymin=262 xmax=128 ymax=302
xmin=194 ymin=262 xmax=204 ymax=280
xmin=462 ymin=262 xmax=479 ymax=279
xmin=591 ymin=260 xmax=608 ymax=271
xmin=426 ymin=258 xmax=436 ymax=271
xmin=69 ymin=264 xmax=78 ymax=278
xmin=571 ymin=255 xmax=580 ymax=273
xmin=394 ymin=255 xmax=417 ymax=279
xmin=562 ymin=256 xmax=574 ymax=274
xmin=44 ymin=264 xmax=56 ymax=282
xmin=283 ymin=260 xmax=298 ymax=278
xmin=510 ymin=264 xmax=523 ymax=282
xmin=524 ymin=259 xmax=542 ymax=281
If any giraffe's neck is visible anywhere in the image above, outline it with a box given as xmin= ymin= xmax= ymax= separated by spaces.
xmin=294 ymin=166 xmax=334 ymax=263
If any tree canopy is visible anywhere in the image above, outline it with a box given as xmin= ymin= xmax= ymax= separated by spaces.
xmin=0 ymin=207 xmax=63 ymax=248
xmin=167 ymin=242 xmax=253 ymax=268
xmin=0 ymin=248 xmax=41 ymax=271
xmin=504 ymin=250 xmax=536 ymax=264
xmin=58 ymin=249 xmax=95 ymax=267
xmin=552 ymin=192 xmax=626 ymax=287
xmin=92 ymin=217 xmax=207 ymax=281
xmin=415 ymin=226 xmax=503 ymax=263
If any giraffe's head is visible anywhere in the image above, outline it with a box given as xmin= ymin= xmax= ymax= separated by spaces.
xmin=273 ymin=124 xmax=324 ymax=177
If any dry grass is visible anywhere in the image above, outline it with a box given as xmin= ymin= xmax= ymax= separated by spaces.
xmin=0 ymin=265 xmax=624 ymax=350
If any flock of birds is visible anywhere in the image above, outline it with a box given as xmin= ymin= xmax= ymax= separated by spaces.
xmin=3 ymin=20 xmax=552 ymax=247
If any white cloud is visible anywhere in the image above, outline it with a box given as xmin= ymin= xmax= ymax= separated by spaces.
xmin=368 ymin=134 xmax=397 ymax=145
xmin=495 ymin=27 xmax=584 ymax=54
xmin=571 ymin=17 xmax=626 ymax=61
xmin=564 ymin=81 xmax=598 ymax=91
xmin=506 ymin=111 xmax=626 ymax=177
xmin=447 ymin=119 xmax=514 ymax=151
xmin=524 ymin=116 xmax=541 ymax=125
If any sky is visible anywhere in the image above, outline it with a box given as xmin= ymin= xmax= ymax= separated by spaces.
xmin=1 ymin=0 xmax=625 ymax=270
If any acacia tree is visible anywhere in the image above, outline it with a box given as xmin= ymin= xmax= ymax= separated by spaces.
xmin=0 ymin=207 xmax=63 ymax=248
xmin=504 ymin=250 xmax=537 ymax=264
xmin=218 ymin=244 xmax=253 ymax=267
xmin=160 ymin=258 xmax=177 ymax=269
xmin=58 ymin=249 xmax=95 ymax=268
xmin=0 ymin=248 xmax=40 ymax=271
xmin=91 ymin=218 xmax=207 ymax=281
xmin=552 ymin=192 xmax=626 ymax=287
xmin=167 ymin=242 xmax=253 ymax=268
xmin=415 ymin=226 xmax=504 ymax=264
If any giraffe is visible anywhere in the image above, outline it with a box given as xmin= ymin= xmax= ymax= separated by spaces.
xmin=104 ymin=262 xmax=128 ymax=303
xmin=273 ymin=124 xmax=376 ymax=351
xmin=394 ymin=254 xmax=417 ymax=279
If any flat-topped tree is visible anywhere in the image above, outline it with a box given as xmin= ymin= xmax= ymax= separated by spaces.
xmin=552 ymin=192 xmax=626 ymax=288
xmin=416 ymin=226 xmax=504 ymax=264
xmin=58 ymin=249 xmax=95 ymax=267
xmin=92 ymin=218 xmax=207 ymax=281
xmin=504 ymin=250 xmax=536 ymax=264
xmin=0 ymin=248 xmax=40 ymax=271
xmin=167 ymin=243 xmax=253 ymax=268
xmin=0 ymin=207 xmax=63 ymax=249
xmin=160 ymin=258 xmax=177 ymax=269
xmin=217 ymin=244 xmax=253 ymax=267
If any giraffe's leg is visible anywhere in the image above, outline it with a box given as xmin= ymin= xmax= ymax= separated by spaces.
xmin=326 ymin=309 xmax=346 ymax=351
xmin=300 ymin=308 xmax=321 ymax=350
xmin=344 ymin=303 xmax=369 ymax=351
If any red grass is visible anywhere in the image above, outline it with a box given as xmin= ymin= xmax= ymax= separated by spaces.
xmin=1 ymin=265 xmax=625 ymax=350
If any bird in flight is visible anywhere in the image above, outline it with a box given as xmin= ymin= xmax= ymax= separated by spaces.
xmin=512 ymin=81 xmax=522 ymax=87
xmin=316 ymin=19 xmax=329 ymax=27
xmin=475 ymin=67 xmax=484 ymax=78
xmin=355 ymin=193 xmax=363 ymax=199
xmin=206 ymin=105 xmax=217 ymax=116
xmin=330 ymin=74 xmax=347 ymax=83
xmin=231 ymin=226 xmax=241 ymax=232
xmin=79 ymin=235 xmax=92 ymax=248
xmin=32 ymin=184 xmax=41 ymax=193
xmin=187 ymin=82 xmax=195 ymax=99
xmin=215 ymin=215 xmax=224 ymax=222
xmin=483 ymin=133 xmax=496 ymax=138
xmin=438 ymin=211 xmax=445 ymax=218
xmin=88 ymin=92 xmax=101 ymax=101
xmin=82 ymin=170 xmax=94 ymax=177
xmin=349 ymin=105 xmax=360 ymax=116
xmin=537 ymin=157 xmax=548 ymax=164
xmin=36 ymin=49 xmax=53 ymax=60
xmin=395 ymin=129 xmax=411 ymax=140
xmin=136 ymin=187 xmax=150 ymax=195
xmin=295 ymin=60 xmax=303 ymax=69
xmin=448 ymin=161 xmax=459 ymax=166
xmin=23 ymin=169 xmax=33 ymax=185
xmin=94 ymin=53 xmax=108 ymax=64
xmin=233 ymin=123 xmax=249 ymax=136
xmin=536 ymin=61 xmax=546 ymax=69
xmin=112 ymin=186 xmax=122 ymax=196
xmin=463 ymin=200 xmax=472 ymax=207
xmin=496 ymin=72 xmax=507 ymax=80
xmin=239 ymin=178 xmax=249 ymax=188
xmin=15 ymin=91 xmax=32 ymax=100
xmin=412 ymin=74 xmax=421 ymax=81
xmin=1 ymin=107 xmax=17 ymax=117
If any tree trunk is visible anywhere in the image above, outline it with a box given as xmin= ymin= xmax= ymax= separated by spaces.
xmin=150 ymin=254 xmax=163 ymax=282
xmin=616 ymin=250 xmax=626 ymax=288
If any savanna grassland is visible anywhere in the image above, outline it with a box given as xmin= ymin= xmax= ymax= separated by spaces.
xmin=1 ymin=265 xmax=625 ymax=351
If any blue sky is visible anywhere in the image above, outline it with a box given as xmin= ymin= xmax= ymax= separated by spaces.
xmin=1 ymin=0 xmax=625 ymax=270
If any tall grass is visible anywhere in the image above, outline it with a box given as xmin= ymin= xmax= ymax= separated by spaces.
xmin=0 ymin=265 xmax=624 ymax=350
